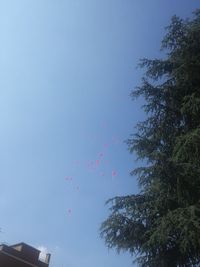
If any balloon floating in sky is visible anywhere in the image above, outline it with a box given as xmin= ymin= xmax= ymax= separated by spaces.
xmin=63 ymin=135 xmax=122 ymax=215
xmin=65 ymin=176 xmax=73 ymax=181
xmin=112 ymin=170 xmax=117 ymax=177
xmin=68 ymin=209 xmax=72 ymax=214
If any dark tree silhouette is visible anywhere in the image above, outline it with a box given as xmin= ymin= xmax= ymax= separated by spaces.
xmin=101 ymin=10 xmax=200 ymax=267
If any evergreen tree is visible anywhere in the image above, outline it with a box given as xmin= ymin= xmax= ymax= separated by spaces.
xmin=100 ymin=10 xmax=200 ymax=267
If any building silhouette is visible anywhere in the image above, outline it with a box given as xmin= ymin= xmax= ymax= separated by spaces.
xmin=0 ymin=242 xmax=51 ymax=267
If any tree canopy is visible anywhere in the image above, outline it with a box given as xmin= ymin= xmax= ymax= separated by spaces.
xmin=100 ymin=10 xmax=200 ymax=267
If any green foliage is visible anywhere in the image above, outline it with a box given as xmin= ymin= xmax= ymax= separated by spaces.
xmin=100 ymin=10 xmax=200 ymax=266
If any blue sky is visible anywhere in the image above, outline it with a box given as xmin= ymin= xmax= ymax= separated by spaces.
xmin=0 ymin=1 xmax=199 ymax=267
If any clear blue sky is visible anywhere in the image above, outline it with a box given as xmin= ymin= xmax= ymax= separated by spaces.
xmin=0 ymin=1 xmax=199 ymax=266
